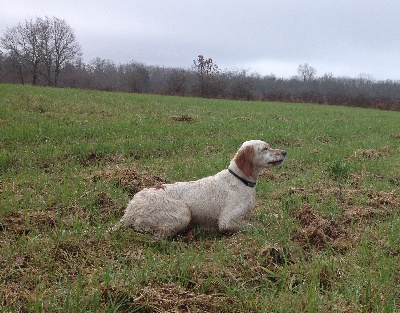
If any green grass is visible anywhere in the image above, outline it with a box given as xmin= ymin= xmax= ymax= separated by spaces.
xmin=0 ymin=84 xmax=399 ymax=312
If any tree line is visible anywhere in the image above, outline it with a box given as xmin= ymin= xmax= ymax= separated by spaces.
xmin=1 ymin=17 xmax=399 ymax=111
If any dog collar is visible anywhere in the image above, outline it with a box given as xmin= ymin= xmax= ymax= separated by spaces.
xmin=228 ymin=168 xmax=256 ymax=188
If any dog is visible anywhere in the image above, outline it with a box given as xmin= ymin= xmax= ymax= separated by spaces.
xmin=115 ymin=140 xmax=286 ymax=238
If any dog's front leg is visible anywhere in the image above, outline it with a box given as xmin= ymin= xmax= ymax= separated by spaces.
xmin=218 ymin=205 xmax=252 ymax=235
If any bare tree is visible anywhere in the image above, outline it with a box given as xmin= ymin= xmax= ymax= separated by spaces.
xmin=192 ymin=55 xmax=219 ymax=97
xmin=167 ymin=68 xmax=187 ymax=95
xmin=297 ymin=63 xmax=317 ymax=82
xmin=87 ymin=58 xmax=118 ymax=91
xmin=122 ymin=62 xmax=150 ymax=93
xmin=51 ymin=17 xmax=81 ymax=86
xmin=228 ymin=69 xmax=255 ymax=100
xmin=1 ymin=19 xmax=42 ymax=84
xmin=37 ymin=17 xmax=53 ymax=85
xmin=0 ymin=16 xmax=81 ymax=86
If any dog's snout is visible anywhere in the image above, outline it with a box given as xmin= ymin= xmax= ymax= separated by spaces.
xmin=282 ymin=150 xmax=287 ymax=157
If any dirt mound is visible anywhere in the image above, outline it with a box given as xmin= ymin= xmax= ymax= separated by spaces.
xmin=290 ymin=190 xmax=398 ymax=254
xmin=343 ymin=205 xmax=389 ymax=222
xmin=97 ymin=282 xmax=230 ymax=313
xmin=92 ymin=167 xmax=167 ymax=197
xmin=135 ymin=283 xmax=228 ymax=312
xmin=0 ymin=210 xmax=57 ymax=235
xmin=353 ymin=146 xmax=392 ymax=160
xmin=172 ymin=114 xmax=195 ymax=122
xmin=282 ymin=175 xmax=399 ymax=253
xmin=292 ymin=205 xmax=351 ymax=252
xmin=367 ymin=191 xmax=399 ymax=207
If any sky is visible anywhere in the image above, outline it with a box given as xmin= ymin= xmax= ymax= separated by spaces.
xmin=1 ymin=0 xmax=400 ymax=81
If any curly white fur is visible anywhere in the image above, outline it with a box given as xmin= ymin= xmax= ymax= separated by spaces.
xmin=116 ymin=140 xmax=286 ymax=238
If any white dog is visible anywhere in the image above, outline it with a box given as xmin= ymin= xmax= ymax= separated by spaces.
xmin=116 ymin=140 xmax=286 ymax=238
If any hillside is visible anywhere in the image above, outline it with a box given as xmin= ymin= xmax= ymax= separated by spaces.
xmin=0 ymin=84 xmax=399 ymax=312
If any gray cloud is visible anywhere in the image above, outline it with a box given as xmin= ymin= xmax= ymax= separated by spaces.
xmin=1 ymin=0 xmax=400 ymax=80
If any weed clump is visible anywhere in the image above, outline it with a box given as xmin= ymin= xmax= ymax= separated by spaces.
xmin=328 ymin=159 xmax=350 ymax=181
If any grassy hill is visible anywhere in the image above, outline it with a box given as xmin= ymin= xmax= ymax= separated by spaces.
xmin=0 ymin=84 xmax=399 ymax=312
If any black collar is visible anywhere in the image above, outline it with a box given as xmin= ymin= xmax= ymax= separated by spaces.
xmin=228 ymin=168 xmax=256 ymax=188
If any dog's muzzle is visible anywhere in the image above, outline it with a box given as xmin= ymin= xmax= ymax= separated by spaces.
xmin=267 ymin=150 xmax=286 ymax=166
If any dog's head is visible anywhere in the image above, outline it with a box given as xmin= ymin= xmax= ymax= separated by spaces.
xmin=234 ymin=140 xmax=286 ymax=177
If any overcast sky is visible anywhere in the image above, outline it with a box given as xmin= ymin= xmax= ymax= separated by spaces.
xmin=1 ymin=0 xmax=400 ymax=80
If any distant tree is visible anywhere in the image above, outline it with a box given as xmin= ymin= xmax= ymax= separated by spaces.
xmin=192 ymin=55 xmax=219 ymax=97
xmin=228 ymin=69 xmax=255 ymax=100
xmin=122 ymin=62 xmax=150 ymax=93
xmin=1 ymin=19 xmax=42 ymax=84
xmin=356 ymin=73 xmax=375 ymax=93
xmin=167 ymin=68 xmax=187 ymax=95
xmin=297 ymin=63 xmax=317 ymax=82
xmin=49 ymin=17 xmax=81 ymax=86
xmin=0 ymin=16 xmax=81 ymax=86
xmin=87 ymin=58 xmax=118 ymax=91
xmin=0 ymin=50 xmax=3 ymax=82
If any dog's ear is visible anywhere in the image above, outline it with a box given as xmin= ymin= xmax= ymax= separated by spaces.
xmin=234 ymin=145 xmax=254 ymax=177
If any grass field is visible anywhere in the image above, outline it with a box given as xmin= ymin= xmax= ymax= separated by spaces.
xmin=0 ymin=84 xmax=399 ymax=312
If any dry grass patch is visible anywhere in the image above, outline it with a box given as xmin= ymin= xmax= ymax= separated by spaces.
xmin=281 ymin=172 xmax=399 ymax=254
xmin=259 ymin=169 xmax=290 ymax=182
xmin=352 ymin=145 xmax=393 ymax=160
xmin=292 ymin=205 xmax=351 ymax=252
xmin=0 ymin=210 xmax=57 ymax=235
xmin=172 ymin=114 xmax=196 ymax=122
xmin=91 ymin=166 xmax=167 ymax=197
xmin=135 ymin=283 xmax=229 ymax=312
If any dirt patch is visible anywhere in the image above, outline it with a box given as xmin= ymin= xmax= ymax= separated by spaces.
xmin=92 ymin=167 xmax=167 ymax=197
xmin=292 ymin=205 xmax=351 ymax=252
xmin=172 ymin=114 xmax=195 ymax=122
xmin=315 ymin=135 xmax=331 ymax=144
xmin=286 ymin=175 xmax=399 ymax=251
xmin=389 ymin=177 xmax=400 ymax=186
xmin=271 ymin=138 xmax=303 ymax=147
xmin=92 ymin=191 xmax=122 ymax=220
xmin=1 ymin=281 xmax=36 ymax=313
xmin=259 ymin=244 xmax=293 ymax=273
xmin=278 ymin=173 xmax=400 ymax=253
xmin=52 ymin=239 xmax=82 ymax=264
xmin=353 ymin=146 xmax=392 ymax=160
xmin=260 ymin=169 xmax=290 ymax=182
xmin=367 ymin=191 xmax=399 ymax=207
xmin=285 ymin=174 xmax=399 ymax=211
xmin=354 ymin=148 xmax=381 ymax=159
xmin=0 ymin=210 xmax=57 ymax=235
xmin=343 ymin=205 xmax=389 ymax=222
xmin=80 ymin=151 xmax=126 ymax=166
xmin=135 ymin=283 xmax=228 ymax=312
xmin=271 ymin=116 xmax=293 ymax=122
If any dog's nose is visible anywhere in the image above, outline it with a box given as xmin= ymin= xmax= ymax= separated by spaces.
xmin=282 ymin=150 xmax=287 ymax=157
